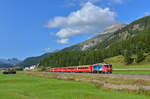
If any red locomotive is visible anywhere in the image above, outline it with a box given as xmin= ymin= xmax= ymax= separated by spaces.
xmin=50 ymin=63 xmax=112 ymax=74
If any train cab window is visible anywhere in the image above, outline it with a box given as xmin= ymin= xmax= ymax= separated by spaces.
xmin=105 ymin=65 xmax=108 ymax=68
xmin=110 ymin=65 xmax=112 ymax=68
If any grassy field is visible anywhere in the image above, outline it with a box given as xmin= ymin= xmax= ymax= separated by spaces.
xmin=111 ymin=63 xmax=150 ymax=69
xmin=113 ymin=70 xmax=150 ymax=74
xmin=0 ymin=72 xmax=149 ymax=99
xmin=104 ymin=55 xmax=150 ymax=74
xmin=104 ymin=55 xmax=150 ymax=69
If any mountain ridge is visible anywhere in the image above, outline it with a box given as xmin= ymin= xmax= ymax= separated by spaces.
xmin=0 ymin=58 xmax=21 ymax=65
xmin=94 ymin=15 xmax=150 ymax=49
xmin=62 ymin=22 xmax=127 ymax=51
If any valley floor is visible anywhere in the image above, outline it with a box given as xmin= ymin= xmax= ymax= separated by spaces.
xmin=0 ymin=72 xmax=150 ymax=99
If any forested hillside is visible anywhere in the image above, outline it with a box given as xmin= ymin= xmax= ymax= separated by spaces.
xmin=94 ymin=15 xmax=150 ymax=49
xmin=39 ymin=50 xmax=104 ymax=67
xmin=39 ymin=15 xmax=150 ymax=68
xmin=17 ymin=52 xmax=56 ymax=67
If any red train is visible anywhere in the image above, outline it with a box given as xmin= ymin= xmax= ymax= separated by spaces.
xmin=50 ymin=63 xmax=112 ymax=74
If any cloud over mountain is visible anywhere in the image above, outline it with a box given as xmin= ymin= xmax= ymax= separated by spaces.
xmin=46 ymin=2 xmax=116 ymax=44
xmin=57 ymin=38 xmax=69 ymax=44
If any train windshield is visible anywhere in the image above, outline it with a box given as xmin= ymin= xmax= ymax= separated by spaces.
xmin=110 ymin=65 xmax=112 ymax=68
xmin=105 ymin=65 xmax=109 ymax=68
xmin=105 ymin=65 xmax=112 ymax=68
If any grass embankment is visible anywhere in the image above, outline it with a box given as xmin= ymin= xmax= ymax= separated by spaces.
xmin=105 ymin=55 xmax=150 ymax=74
xmin=0 ymin=72 xmax=149 ymax=99
xmin=113 ymin=70 xmax=150 ymax=74
xmin=104 ymin=55 xmax=150 ymax=69
xmin=26 ymin=72 xmax=150 ymax=97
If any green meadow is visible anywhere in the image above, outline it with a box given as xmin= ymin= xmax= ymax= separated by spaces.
xmin=105 ymin=55 xmax=150 ymax=69
xmin=0 ymin=72 xmax=149 ymax=99
xmin=113 ymin=70 xmax=150 ymax=74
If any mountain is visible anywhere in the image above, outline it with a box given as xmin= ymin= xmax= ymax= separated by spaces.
xmin=0 ymin=58 xmax=21 ymax=65
xmin=38 ymin=15 xmax=150 ymax=67
xmin=0 ymin=64 xmax=14 ymax=69
xmin=17 ymin=52 xmax=57 ymax=67
xmin=94 ymin=15 xmax=150 ymax=49
xmin=18 ymin=16 xmax=150 ymax=67
xmin=17 ymin=22 xmax=126 ymax=67
xmin=62 ymin=22 xmax=127 ymax=51
xmin=0 ymin=58 xmax=21 ymax=68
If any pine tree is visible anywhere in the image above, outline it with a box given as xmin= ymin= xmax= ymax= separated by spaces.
xmin=136 ymin=49 xmax=144 ymax=63
xmin=123 ymin=50 xmax=132 ymax=64
xmin=94 ymin=50 xmax=104 ymax=63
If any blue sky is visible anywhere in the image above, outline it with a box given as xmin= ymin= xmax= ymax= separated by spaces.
xmin=0 ymin=0 xmax=150 ymax=60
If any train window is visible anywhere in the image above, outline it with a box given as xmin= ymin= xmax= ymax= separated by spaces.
xmin=78 ymin=67 xmax=89 ymax=69
xmin=110 ymin=65 xmax=112 ymax=68
xmin=68 ymin=68 xmax=74 ymax=70
xmin=105 ymin=65 xmax=108 ymax=68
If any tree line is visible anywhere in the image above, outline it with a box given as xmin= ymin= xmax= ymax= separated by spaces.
xmin=39 ymin=50 xmax=104 ymax=68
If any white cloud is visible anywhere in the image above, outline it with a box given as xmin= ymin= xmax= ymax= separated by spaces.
xmin=41 ymin=48 xmax=50 ymax=52
xmin=46 ymin=2 xmax=116 ymax=44
xmin=145 ymin=12 xmax=150 ymax=16
xmin=57 ymin=38 xmax=69 ymax=44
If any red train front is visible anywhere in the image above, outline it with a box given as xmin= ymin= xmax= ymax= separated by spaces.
xmin=50 ymin=63 xmax=112 ymax=74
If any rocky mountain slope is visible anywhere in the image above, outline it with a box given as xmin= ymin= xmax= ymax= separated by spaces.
xmin=95 ymin=15 xmax=150 ymax=49
xmin=62 ymin=22 xmax=126 ymax=51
